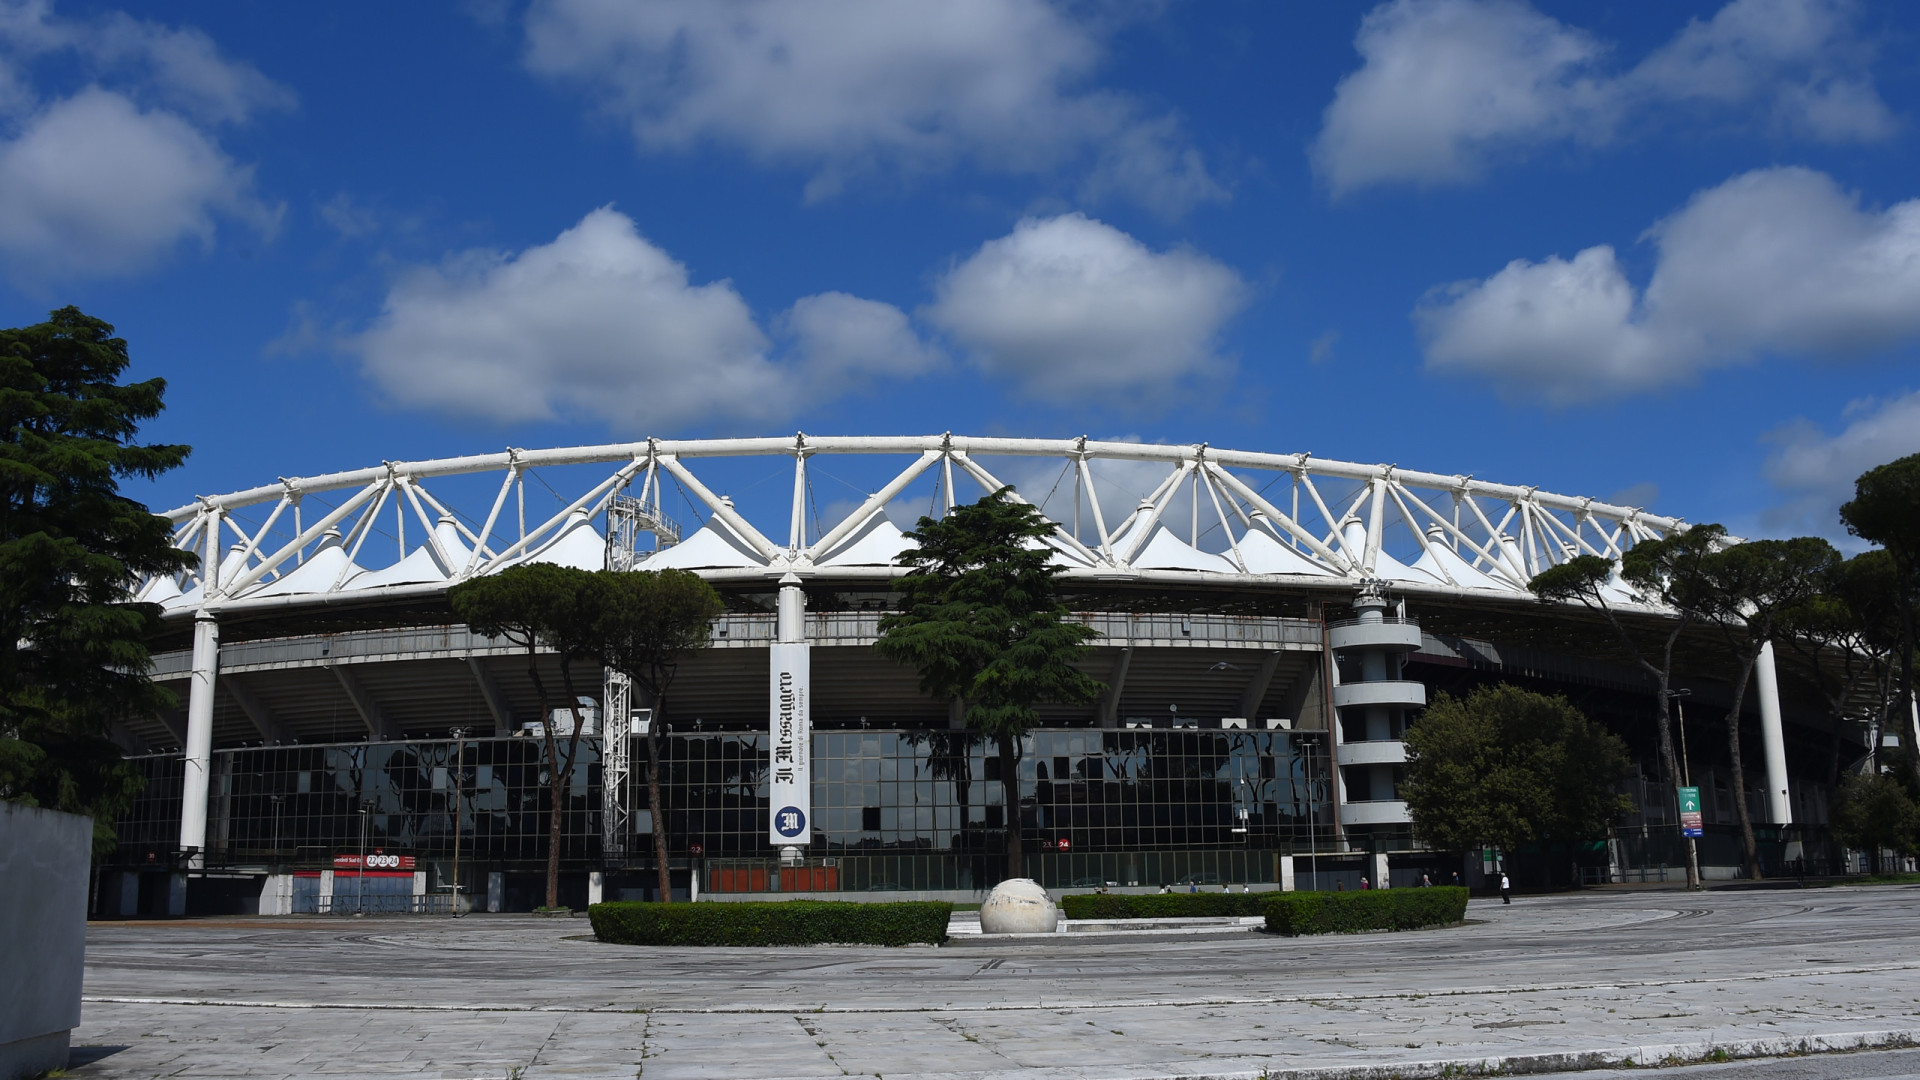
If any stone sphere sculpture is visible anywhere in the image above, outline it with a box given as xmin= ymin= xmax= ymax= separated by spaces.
xmin=979 ymin=878 xmax=1059 ymax=934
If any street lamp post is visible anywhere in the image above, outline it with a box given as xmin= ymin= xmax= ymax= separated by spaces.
xmin=356 ymin=799 xmax=374 ymax=915
xmin=1664 ymin=689 xmax=1702 ymax=891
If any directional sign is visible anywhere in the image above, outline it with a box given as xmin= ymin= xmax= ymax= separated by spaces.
xmin=1677 ymin=786 xmax=1704 ymax=838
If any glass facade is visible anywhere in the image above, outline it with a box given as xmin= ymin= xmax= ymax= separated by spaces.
xmin=111 ymin=728 xmax=1337 ymax=891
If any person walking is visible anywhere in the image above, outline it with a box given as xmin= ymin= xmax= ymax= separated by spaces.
xmin=1421 ymin=873 xmax=1432 ymax=888
xmin=1360 ymin=876 xmax=1371 ymax=890
xmin=1499 ymin=872 xmax=1511 ymax=904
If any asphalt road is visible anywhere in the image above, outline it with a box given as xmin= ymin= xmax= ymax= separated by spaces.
xmin=69 ymin=884 xmax=1920 ymax=1079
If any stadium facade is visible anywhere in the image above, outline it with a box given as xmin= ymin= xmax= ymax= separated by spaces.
xmin=94 ymin=436 xmax=1856 ymax=915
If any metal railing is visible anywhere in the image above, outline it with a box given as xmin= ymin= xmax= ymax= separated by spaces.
xmin=294 ymin=893 xmax=459 ymax=915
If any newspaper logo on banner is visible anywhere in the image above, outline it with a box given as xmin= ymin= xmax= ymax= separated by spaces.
xmin=768 ymin=641 xmax=811 ymax=846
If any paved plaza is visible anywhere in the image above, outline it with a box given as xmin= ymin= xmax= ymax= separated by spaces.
xmin=69 ymin=885 xmax=1920 ymax=1080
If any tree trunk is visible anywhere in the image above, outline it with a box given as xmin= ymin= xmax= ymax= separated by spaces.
xmin=549 ymin=659 xmax=587 ymax=912
xmin=543 ymin=725 xmax=563 ymax=910
xmin=523 ymin=646 xmax=555 ymax=907
xmin=998 ymin=732 xmax=1022 ymax=881
xmin=1722 ymin=647 xmax=1764 ymax=880
xmin=646 ymin=698 xmax=672 ymax=903
xmin=1903 ymin=594 xmax=1920 ymax=796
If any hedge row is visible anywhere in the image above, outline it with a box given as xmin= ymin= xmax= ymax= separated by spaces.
xmin=588 ymin=900 xmax=952 ymax=946
xmin=1263 ymin=887 xmax=1467 ymax=936
xmin=1059 ymin=892 xmax=1274 ymax=919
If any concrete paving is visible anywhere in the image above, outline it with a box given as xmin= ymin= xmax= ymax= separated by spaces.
xmin=68 ymin=885 xmax=1920 ymax=1080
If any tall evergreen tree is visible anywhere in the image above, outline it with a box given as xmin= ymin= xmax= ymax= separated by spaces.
xmin=449 ymin=563 xmax=606 ymax=910
xmin=595 ymin=568 xmax=725 ymax=904
xmin=1693 ymin=537 xmax=1834 ymax=879
xmin=1529 ymin=524 xmax=1721 ymax=888
xmin=0 ymin=308 xmax=193 ymax=854
xmin=876 ymin=488 xmax=1103 ymax=880
xmin=1840 ymin=453 xmax=1920 ymax=796
xmin=1403 ymin=684 xmax=1634 ymax=875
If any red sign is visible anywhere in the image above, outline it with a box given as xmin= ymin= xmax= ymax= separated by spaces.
xmin=334 ymin=854 xmax=415 ymax=870
xmin=1055 ymin=837 xmax=1071 ymax=851
xmin=689 ymin=843 xmax=704 ymax=857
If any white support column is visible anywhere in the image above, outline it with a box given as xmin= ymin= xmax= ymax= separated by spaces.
xmin=1371 ymin=851 xmax=1390 ymax=889
xmin=588 ymin=870 xmax=605 ymax=906
xmin=1279 ymin=854 xmax=1296 ymax=892
xmin=179 ymin=611 xmax=219 ymax=868
xmin=1754 ymin=641 xmax=1793 ymax=825
xmin=769 ymin=575 xmax=812 ymax=856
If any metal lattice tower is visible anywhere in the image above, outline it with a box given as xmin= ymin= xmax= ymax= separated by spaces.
xmin=601 ymin=486 xmax=680 ymax=859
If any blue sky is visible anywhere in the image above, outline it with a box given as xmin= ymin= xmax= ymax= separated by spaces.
xmin=4 ymin=0 xmax=1919 ymax=542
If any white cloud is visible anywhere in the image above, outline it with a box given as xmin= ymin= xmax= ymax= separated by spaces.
xmin=1416 ymin=167 xmax=1920 ymax=402
xmin=521 ymin=0 xmax=1222 ymax=214
xmin=1314 ymin=0 xmax=1606 ymax=194
xmin=353 ymin=208 xmax=931 ymax=432
xmin=925 ymin=213 xmax=1247 ymax=403
xmin=0 ymin=1 xmax=287 ymax=279
xmin=1762 ymin=391 xmax=1920 ymax=536
xmin=0 ymin=0 xmax=291 ymax=124
xmin=0 ymin=89 xmax=273 ymax=278
xmin=1314 ymin=0 xmax=1894 ymax=195
xmin=778 ymin=291 xmax=942 ymax=385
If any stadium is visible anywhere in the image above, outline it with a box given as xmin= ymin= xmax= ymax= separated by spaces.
xmin=94 ymin=435 xmax=1853 ymax=915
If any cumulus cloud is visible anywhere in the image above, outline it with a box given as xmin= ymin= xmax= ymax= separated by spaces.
xmin=1762 ymin=391 xmax=1920 ymax=536
xmin=0 ymin=0 xmax=286 ymax=279
xmin=777 ymin=291 xmax=942 ymax=385
xmin=1314 ymin=0 xmax=1894 ymax=195
xmin=1416 ymin=167 xmax=1920 ymax=403
xmin=353 ymin=208 xmax=932 ymax=432
xmin=0 ymin=89 xmax=273 ymax=278
xmin=520 ymin=0 xmax=1223 ymax=214
xmin=925 ymin=213 xmax=1247 ymax=403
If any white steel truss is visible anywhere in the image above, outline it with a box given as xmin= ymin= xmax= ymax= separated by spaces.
xmin=149 ymin=435 xmax=1684 ymax=615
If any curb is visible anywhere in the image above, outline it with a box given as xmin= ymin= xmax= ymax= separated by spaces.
xmin=732 ymin=1030 xmax=1920 ymax=1080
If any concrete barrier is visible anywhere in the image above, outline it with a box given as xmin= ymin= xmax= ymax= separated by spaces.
xmin=0 ymin=803 xmax=90 ymax=1080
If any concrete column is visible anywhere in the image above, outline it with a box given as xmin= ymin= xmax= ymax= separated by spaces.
xmin=179 ymin=613 xmax=220 ymax=867
xmin=1279 ymin=854 xmax=1295 ymax=892
xmin=319 ymin=870 xmax=335 ymax=913
xmin=588 ymin=871 xmax=604 ymax=906
xmin=258 ymin=874 xmax=290 ymax=916
xmin=1371 ymin=852 xmax=1390 ymax=889
xmin=770 ymin=575 xmax=812 ymax=859
xmin=777 ymin=576 xmax=805 ymax=643
xmin=487 ymin=871 xmax=504 ymax=913
xmin=167 ymin=873 xmax=187 ymax=916
xmin=1754 ymin=641 xmax=1793 ymax=825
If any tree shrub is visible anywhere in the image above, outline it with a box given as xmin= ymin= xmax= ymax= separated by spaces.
xmin=589 ymin=900 xmax=952 ymax=946
xmin=1059 ymin=892 xmax=1273 ymax=919
xmin=1263 ymin=887 xmax=1467 ymax=935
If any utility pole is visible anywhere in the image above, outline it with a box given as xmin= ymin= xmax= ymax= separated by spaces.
xmin=1666 ymin=689 xmax=1702 ymax=891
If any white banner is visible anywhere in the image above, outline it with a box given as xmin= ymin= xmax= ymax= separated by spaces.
xmin=768 ymin=641 xmax=812 ymax=846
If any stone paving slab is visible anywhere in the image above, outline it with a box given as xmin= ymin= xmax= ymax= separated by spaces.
xmin=67 ymin=886 xmax=1920 ymax=1079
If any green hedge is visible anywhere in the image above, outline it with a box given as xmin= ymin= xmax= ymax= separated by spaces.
xmin=1263 ymin=887 xmax=1467 ymax=936
xmin=589 ymin=900 xmax=952 ymax=946
xmin=1059 ymin=892 xmax=1273 ymax=919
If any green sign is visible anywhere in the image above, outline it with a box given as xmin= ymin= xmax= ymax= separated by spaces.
xmin=1678 ymin=786 xmax=1704 ymax=838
